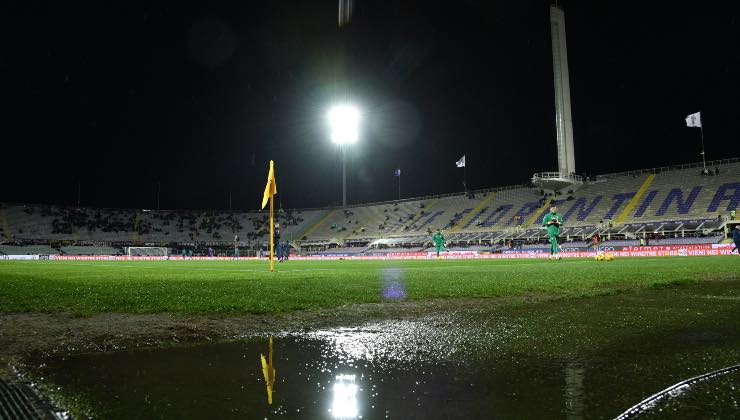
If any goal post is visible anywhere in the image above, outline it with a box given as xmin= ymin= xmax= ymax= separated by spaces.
xmin=126 ymin=247 xmax=169 ymax=258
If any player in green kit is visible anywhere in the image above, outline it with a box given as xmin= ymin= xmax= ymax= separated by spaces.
xmin=432 ymin=230 xmax=446 ymax=258
xmin=541 ymin=206 xmax=564 ymax=260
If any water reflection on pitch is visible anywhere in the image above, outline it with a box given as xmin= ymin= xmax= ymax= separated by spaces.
xmin=330 ymin=374 xmax=359 ymax=419
xmin=27 ymin=281 xmax=740 ymax=419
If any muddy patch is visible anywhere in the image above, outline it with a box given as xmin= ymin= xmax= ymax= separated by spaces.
xmin=6 ymin=280 xmax=740 ymax=419
xmin=0 ymin=297 xmax=537 ymax=364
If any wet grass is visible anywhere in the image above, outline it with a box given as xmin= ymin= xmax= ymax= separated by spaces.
xmin=26 ymin=279 xmax=740 ymax=419
xmin=0 ymin=257 xmax=738 ymax=315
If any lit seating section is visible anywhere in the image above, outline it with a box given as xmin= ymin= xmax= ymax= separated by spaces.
xmin=128 ymin=247 xmax=169 ymax=257
xmin=60 ymin=246 xmax=122 ymax=255
xmin=1 ymin=162 xmax=738 ymax=246
xmin=306 ymin=246 xmax=367 ymax=255
xmin=414 ymin=210 xmax=445 ymax=232
xmin=1 ymin=204 xmax=319 ymax=245
xmin=549 ymin=162 xmax=740 ymax=227
xmin=304 ymin=201 xmax=417 ymax=239
xmin=0 ymin=245 xmax=60 ymax=255
xmin=647 ymin=235 xmax=723 ymax=245
xmin=616 ymin=164 xmax=740 ymax=223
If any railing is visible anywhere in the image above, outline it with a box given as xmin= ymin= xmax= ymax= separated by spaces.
xmin=594 ymin=157 xmax=740 ymax=181
xmin=289 ymin=216 xmax=730 ymax=248
xmin=531 ymin=172 xmax=584 ymax=183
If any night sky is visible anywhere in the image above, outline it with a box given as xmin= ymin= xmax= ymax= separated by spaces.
xmin=2 ymin=1 xmax=739 ymax=210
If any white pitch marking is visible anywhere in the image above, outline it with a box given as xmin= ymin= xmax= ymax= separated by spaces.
xmin=64 ymin=263 xmax=334 ymax=274
xmin=61 ymin=257 xmax=669 ymax=275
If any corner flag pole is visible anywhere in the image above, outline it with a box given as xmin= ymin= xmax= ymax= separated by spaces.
xmin=261 ymin=160 xmax=277 ymax=272
xmin=269 ymin=190 xmax=274 ymax=272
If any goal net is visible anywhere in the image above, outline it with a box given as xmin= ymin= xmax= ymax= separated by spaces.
xmin=126 ymin=247 xmax=169 ymax=257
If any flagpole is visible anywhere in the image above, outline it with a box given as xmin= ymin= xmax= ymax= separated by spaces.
xmin=700 ymin=125 xmax=706 ymax=171
xmin=398 ymin=172 xmax=401 ymax=200
xmin=463 ymin=160 xmax=467 ymax=193
xmin=269 ymin=192 xmax=275 ymax=272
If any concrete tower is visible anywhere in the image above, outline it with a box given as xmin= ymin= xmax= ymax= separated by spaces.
xmin=550 ymin=5 xmax=576 ymax=177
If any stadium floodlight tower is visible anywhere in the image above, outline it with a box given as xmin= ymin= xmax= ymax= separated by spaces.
xmin=532 ymin=4 xmax=583 ymax=191
xmin=328 ymin=104 xmax=360 ymax=207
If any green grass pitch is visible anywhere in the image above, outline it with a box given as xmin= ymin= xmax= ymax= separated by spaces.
xmin=0 ymin=257 xmax=738 ymax=315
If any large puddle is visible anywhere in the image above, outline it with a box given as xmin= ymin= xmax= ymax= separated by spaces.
xmin=28 ymin=281 xmax=740 ymax=418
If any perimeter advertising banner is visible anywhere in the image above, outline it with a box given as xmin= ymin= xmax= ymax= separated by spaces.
xmin=386 ymin=252 xmax=427 ymax=257
xmin=486 ymin=244 xmax=734 ymax=259
xmin=0 ymin=255 xmax=40 ymax=260
xmin=52 ymin=255 xmax=171 ymax=261
xmin=25 ymin=243 xmax=734 ymax=261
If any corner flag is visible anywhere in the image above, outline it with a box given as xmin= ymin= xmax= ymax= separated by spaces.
xmin=261 ymin=160 xmax=277 ymax=209
xmin=261 ymin=160 xmax=277 ymax=272
xmin=456 ymin=155 xmax=466 ymax=168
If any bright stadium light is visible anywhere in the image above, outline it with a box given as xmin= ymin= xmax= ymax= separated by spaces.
xmin=327 ymin=104 xmax=361 ymax=206
xmin=328 ymin=104 xmax=360 ymax=145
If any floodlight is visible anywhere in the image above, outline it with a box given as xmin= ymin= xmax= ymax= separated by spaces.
xmin=328 ymin=105 xmax=360 ymax=145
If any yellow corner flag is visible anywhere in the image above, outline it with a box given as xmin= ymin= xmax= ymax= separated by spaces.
xmin=261 ymin=160 xmax=277 ymax=209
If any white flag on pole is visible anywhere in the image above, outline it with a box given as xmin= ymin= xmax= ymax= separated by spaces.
xmin=456 ymin=155 xmax=466 ymax=168
xmin=685 ymin=112 xmax=701 ymax=128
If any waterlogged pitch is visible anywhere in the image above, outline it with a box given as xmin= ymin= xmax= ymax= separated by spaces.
xmin=3 ymin=257 xmax=739 ymax=419
xmin=0 ymin=256 xmax=738 ymax=315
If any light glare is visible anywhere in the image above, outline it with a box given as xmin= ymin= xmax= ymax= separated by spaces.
xmin=331 ymin=374 xmax=358 ymax=418
xmin=328 ymin=105 xmax=360 ymax=144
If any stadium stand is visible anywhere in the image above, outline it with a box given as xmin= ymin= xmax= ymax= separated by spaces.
xmin=60 ymin=246 xmax=122 ymax=256
xmin=126 ymin=247 xmax=171 ymax=257
xmin=1 ymin=205 xmax=318 ymax=246
xmin=0 ymin=245 xmax=59 ymax=255
xmin=305 ymin=246 xmax=368 ymax=256
xmin=1 ymin=159 xmax=737 ymax=254
xmin=647 ymin=235 xmax=723 ymax=245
